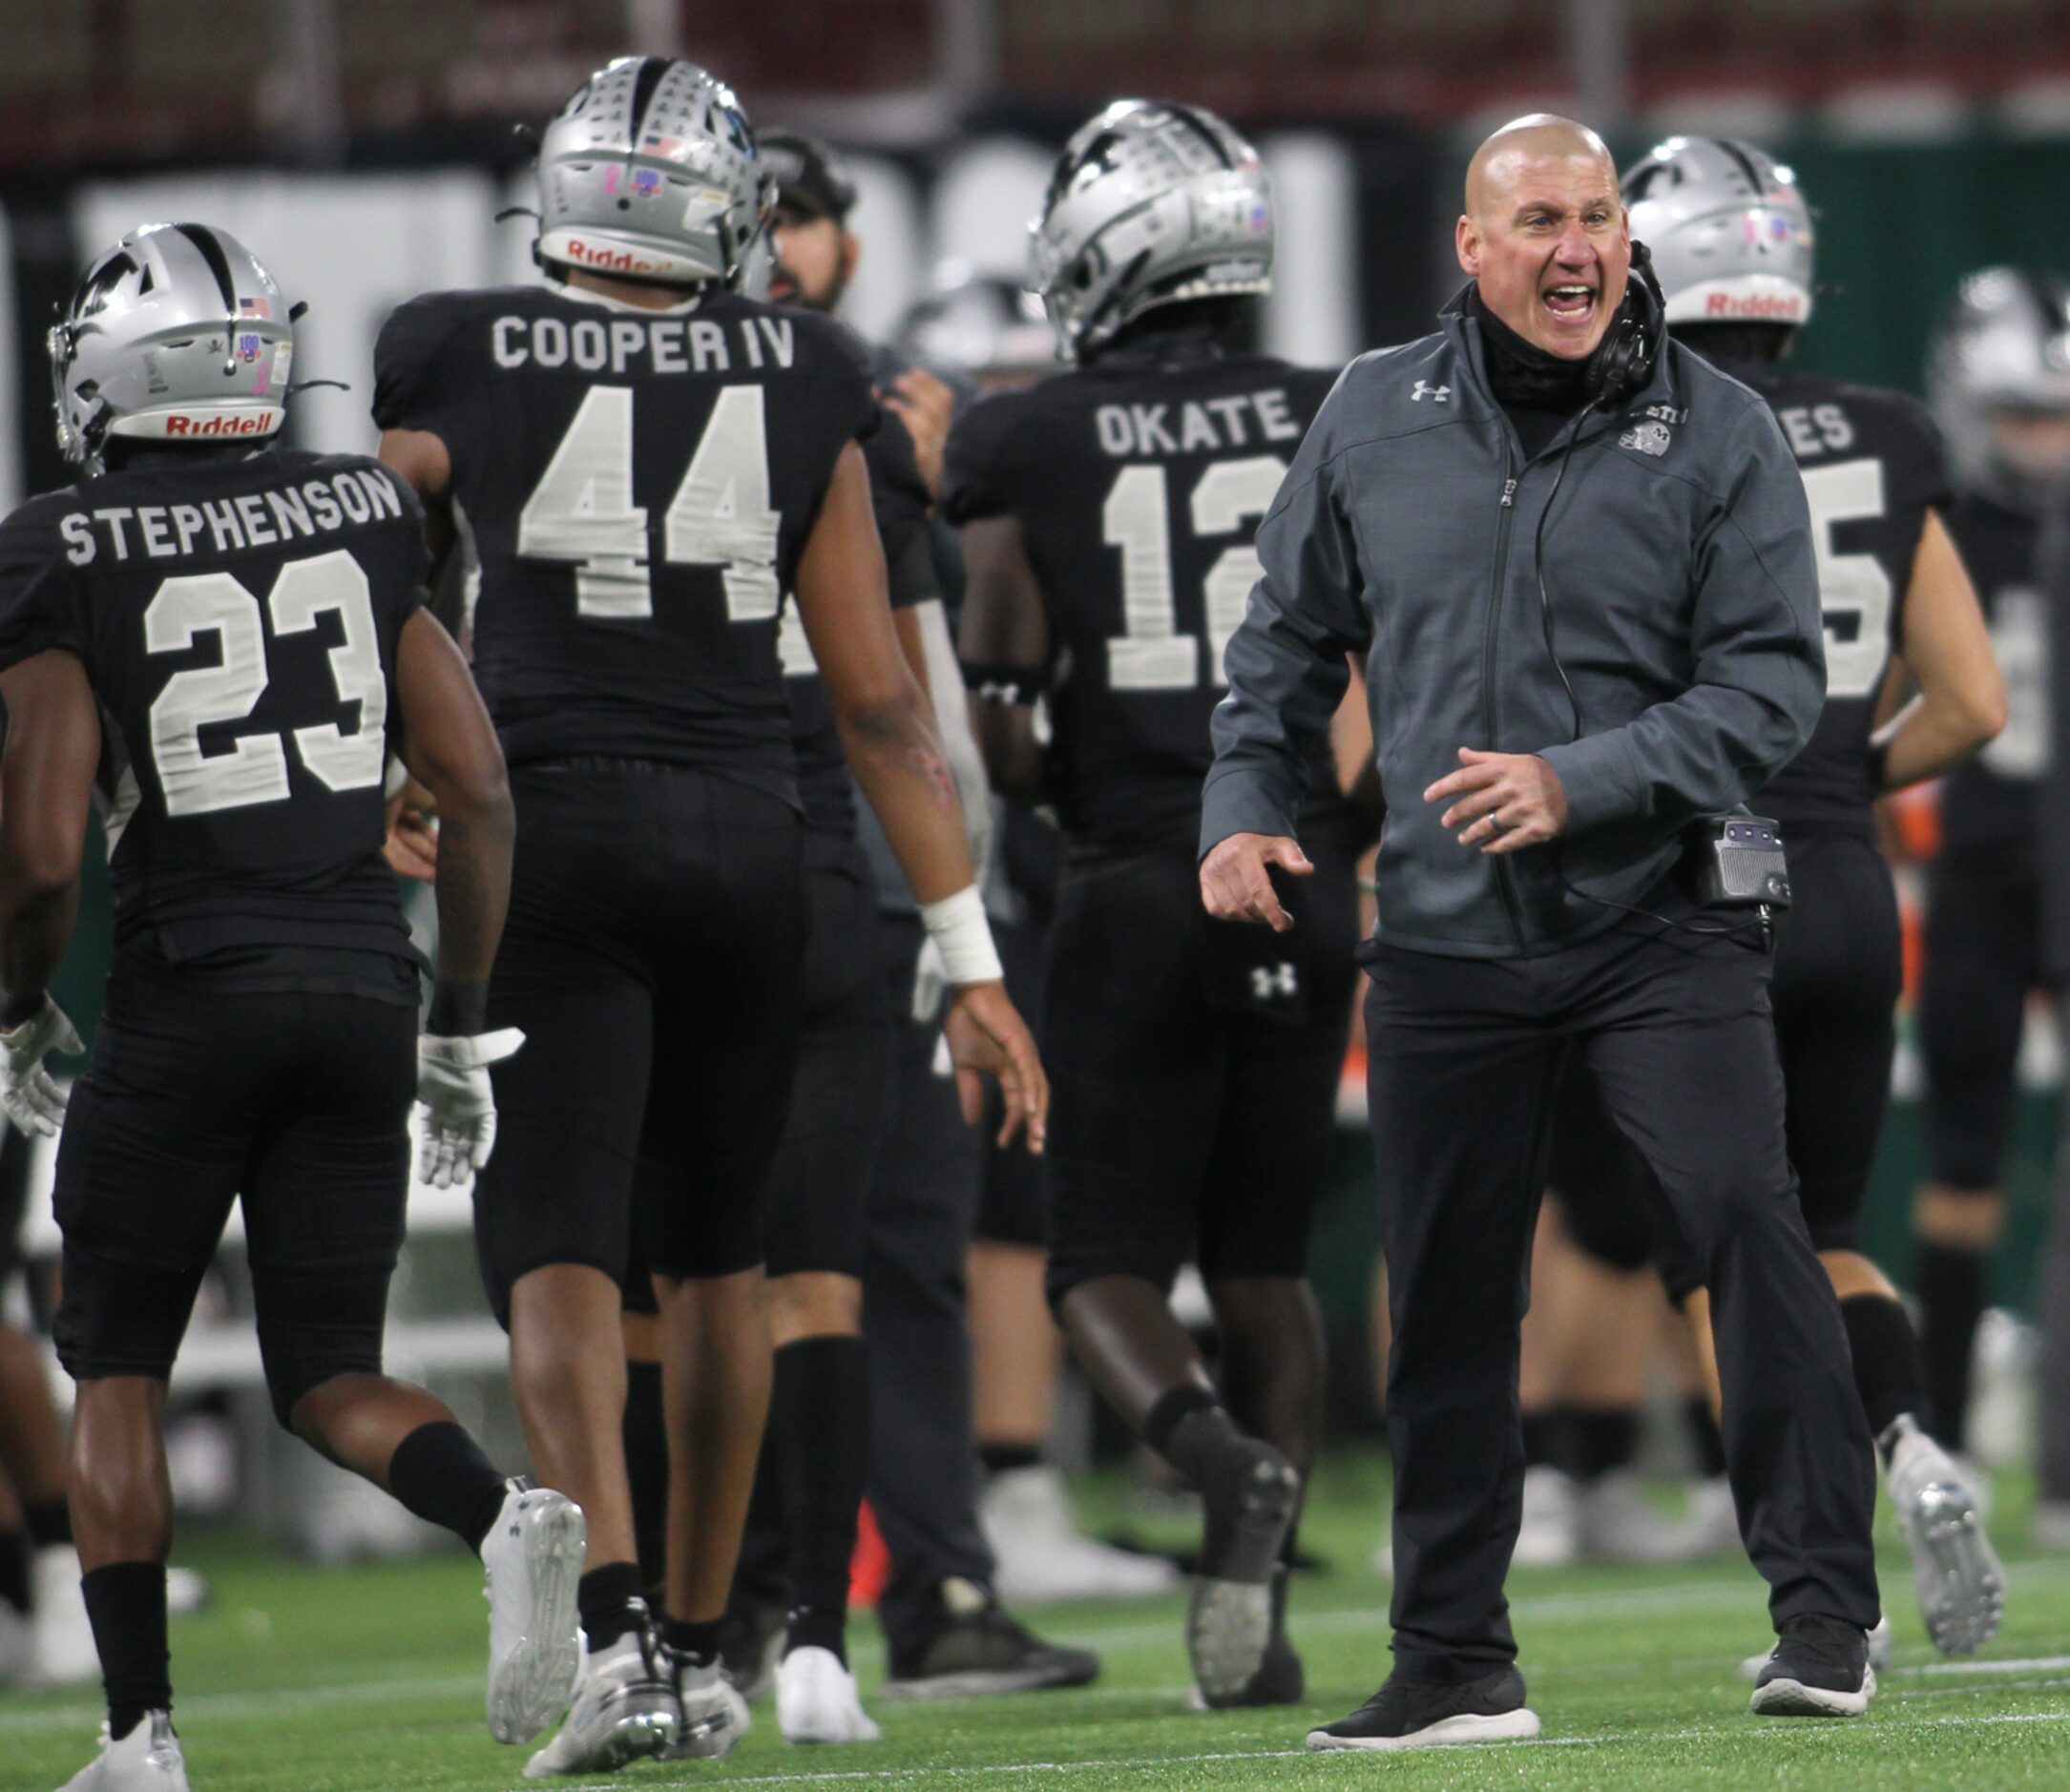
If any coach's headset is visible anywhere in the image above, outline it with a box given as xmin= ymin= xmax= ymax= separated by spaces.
xmin=1582 ymin=237 xmax=1665 ymax=408
xmin=1535 ymin=240 xmax=1788 ymax=935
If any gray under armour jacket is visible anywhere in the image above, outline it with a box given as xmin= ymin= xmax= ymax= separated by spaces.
xmin=1201 ymin=300 xmax=1827 ymax=960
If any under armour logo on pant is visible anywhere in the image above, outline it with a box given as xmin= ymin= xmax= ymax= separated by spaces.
xmin=1251 ymin=963 xmax=1300 ymax=1000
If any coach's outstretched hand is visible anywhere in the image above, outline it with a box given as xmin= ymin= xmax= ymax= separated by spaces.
xmin=1200 ymin=832 xmax=1313 ymax=933
xmin=0 ymin=996 xmax=81 ymax=1136
xmin=944 ymin=982 xmax=1049 ymax=1155
xmin=415 ymin=1027 xmax=526 ymax=1190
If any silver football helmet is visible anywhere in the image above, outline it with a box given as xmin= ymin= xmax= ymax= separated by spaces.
xmin=1029 ymin=99 xmax=1273 ymax=364
xmin=534 ymin=55 xmax=772 ymax=287
xmin=1620 ymin=137 xmax=1815 ymax=330
xmin=893 ymin=264 xmax=1056 ymax=385
xmin=1929 ymin=266 xmax=2070 ymax=511
xmin=50 ymin=221 xmax=295 ymax=470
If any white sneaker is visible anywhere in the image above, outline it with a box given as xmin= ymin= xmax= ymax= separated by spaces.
xmin=1741 ymin=1612 xmax=1891 ymax=1680
xmin=481 ymin=1479 xmax=585 ymax=1744
xmin=1885 ymin=1417 xmax=2004 ymax=1656
xmin=0 ymin=1595 xmax=32 ymax=1684
xmin=1575 ymin=1470 xmax=1710 ymax=1564
xmin=56 ymin=1712 xmax=189 ymax=1790
xmin=163 ymin=1571 xmax=209 ymax=1618
xmin=522 ymin=1629 xmax=678 ymax=1777
xmin=1511 ymin=1467 xmax=1579 ymax=1569
xmin=981 ymin=1466 xmax=1180 ymax=1605
xmin=776 ymin=1644 xmax=880 ymax=1744
xmin=31 ymin=1545 xmax=101 ymax=1687
xmin=1686 ymin=1476 xmax=1743 ymax=1556
xmin=663 ymin=1651 xmax=751 ymax=1760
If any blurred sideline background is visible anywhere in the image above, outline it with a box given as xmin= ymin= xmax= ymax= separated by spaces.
xmin=6 ymin=0 xmax=2070 ymax=1544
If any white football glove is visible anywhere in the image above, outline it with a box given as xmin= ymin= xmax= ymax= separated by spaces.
xmin=0 ymin=997 xmax=82 ymax=1137
xmin=414 ymin=1028 xmax=525 ymax=1191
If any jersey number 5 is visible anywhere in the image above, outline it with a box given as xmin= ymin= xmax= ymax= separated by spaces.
xmin=1101 ymin=456 xmax=1286 ymax=691
xmin=1802 ymin=458 xmax=1893 ymax=702
xmin=517 ymin=384 xmax=781 ymax=623
xmin=145 ymin=549 xmax=387 ymax=816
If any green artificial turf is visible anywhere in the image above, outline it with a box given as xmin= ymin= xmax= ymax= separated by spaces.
xmin=8 ymin=1451 xmax=2070 ymax=1790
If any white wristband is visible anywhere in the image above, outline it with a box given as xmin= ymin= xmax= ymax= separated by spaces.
xmin=919 ymin=885 xmax=1004 ymax=987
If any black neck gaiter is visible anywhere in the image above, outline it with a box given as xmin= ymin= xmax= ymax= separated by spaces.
xmin=1468 ymin=287 xmax=1596 ymax=458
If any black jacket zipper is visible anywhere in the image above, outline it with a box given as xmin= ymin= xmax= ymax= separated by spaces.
xmin=1483 ymin=459 xmax=1527 ymax=952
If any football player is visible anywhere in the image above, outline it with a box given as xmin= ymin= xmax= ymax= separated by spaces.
xmin=1912 ymin=271 xmax=2070 ymax=1466
xmin=674 ymin=241 xmax=945 ymax=1743
xmin=750 ymin=132 xmax=1104 ymax=1699
xmin=0 ymin=1121 xmax=100 ymax=1688
xmin=374 ymin=62 xmax=1045 ymax=1773
xmin=887 ymin=266 xmax=1176 ymax=1610
xmin=0 ymin=222 xmax=584 ymax=1792
xmin=951 ymin=101 xmax=1363 ymax=1706
xmin=1620 ymin=137 xmax=2008 ymax=1663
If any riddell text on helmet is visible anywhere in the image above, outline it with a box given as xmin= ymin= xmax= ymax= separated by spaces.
xmin=561 ymin=239 xmax=666 ymax=273
xmin=1704 ymin=292 xmax=1805 ymax=320
xmin=162 ymin=412 xmax=277 ymax=436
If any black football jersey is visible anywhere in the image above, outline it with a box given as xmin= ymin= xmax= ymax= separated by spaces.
xmin=781 ymin=402 xmax=936 ymax=835
xmin=944 ymin=343 xmax=1339 ymax=853
xmin=373 ymin=283 xmax=877 ymax=800
xmin=1938 ymin=491 xmax=2047 ymax=859
xmin=1719 ymin=364 xmax=1950 ymax=835
xmin=0 ymin=448 xmax=427 ymax=968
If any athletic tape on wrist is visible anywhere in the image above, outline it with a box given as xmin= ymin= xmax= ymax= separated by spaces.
xmin=919 ymin=885 xmax=1004 ymax=987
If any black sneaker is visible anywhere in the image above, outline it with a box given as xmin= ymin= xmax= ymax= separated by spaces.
xmin=1749 ymin=1613 xmax=1875 ymax=1717
xmin=1186 ymin=1437 xmax=1301 ymax=1704
xmin=1307 ymin=1665 xmax=1538 ymax=1752
xmin=880 ymin=1577 xmax=1100 ymax=1700
xmin=716 ymin=1594 xmax=785 ymax=1704
xmin=1187 ymin=1569 xmax=1303 ymax=1710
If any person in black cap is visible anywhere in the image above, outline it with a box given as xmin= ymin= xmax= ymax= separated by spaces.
xmin=718 ymin=129 xmax=1099 ymax=1704
xmin=761 ymin=131 xmax=957 ymax=499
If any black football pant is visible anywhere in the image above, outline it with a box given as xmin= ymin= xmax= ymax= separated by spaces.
xmin=1365 ymin=900 xmax=1879 ymax=1682
xmin=859 ymin=913 xmax=995 ymax=1661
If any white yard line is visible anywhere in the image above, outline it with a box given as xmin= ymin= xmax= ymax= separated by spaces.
xmin=1901 ymin=1652 xmax=2070 ymax=1676
xmin=485 ymin=1706 xmax=2070 ymax=1789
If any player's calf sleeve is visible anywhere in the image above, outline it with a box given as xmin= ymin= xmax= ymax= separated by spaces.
xmin=1683 ymin=1396 xmax=1727 ymax=1478
xmin=0 ymin=1527 xmax=29 ymax=1615
xmin=1916 ymin=1241 xmax=1989 ymax=1448
xmin=1840 ymin=1292 xmax=1933 ymax=1451
xmin=770 ymin=1334 xmax=869 ymax=1661
xmin=578 ymin=1561 xmax=648 ymax=1649
xmin=1143 ymin=1386 xmax=1236 ymax=1486
xmin=81 ymin=1561 xmax=169 ymax=1739
xmin=1565 ymin=1407 xmax=1640 ymax=1482
xmin=1522 ymin=1409 xmax=1575 ymax=1474
xmin=386 ymin=1421 xmax=509 ymax=1554
xmin=23 ymin=1495 xmax=73 ymax=1551
xmin=622 ymin=1358 xmax=669 ymax=1597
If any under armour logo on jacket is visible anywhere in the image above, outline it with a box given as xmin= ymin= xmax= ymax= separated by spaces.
xmin=1411 ymin=381 xmax=1450 ymax=404
xmin=1251 ymin=962 xmax=1300 ymax=1000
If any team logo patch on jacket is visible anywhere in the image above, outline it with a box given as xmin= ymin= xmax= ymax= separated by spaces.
xmin=1619 ymin=419 xmax=1673 ymax=457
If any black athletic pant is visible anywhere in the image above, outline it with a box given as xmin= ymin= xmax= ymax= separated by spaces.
xmin=860 ymin=913 xmax=995 ymax=1659
xmin=1365 ymin=900 xmax=1879 ymax=1681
